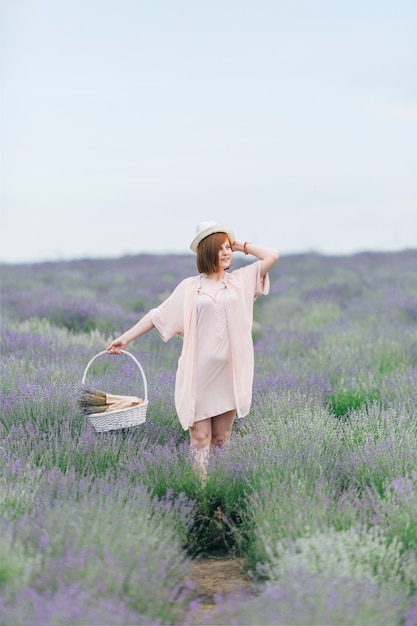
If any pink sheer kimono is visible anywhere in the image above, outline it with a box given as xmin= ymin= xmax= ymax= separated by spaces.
xmin=149 ymin=261 xmax=270 ymax=430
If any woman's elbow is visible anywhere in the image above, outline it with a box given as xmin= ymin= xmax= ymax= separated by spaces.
xmin=270 ymin=249 xmax=280 ymax=265
xmin=261 ymin=249 xmax=280 ymax=276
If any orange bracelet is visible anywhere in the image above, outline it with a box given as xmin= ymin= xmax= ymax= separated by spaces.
xmin=243 ymin=242 xmax=251 ymax=255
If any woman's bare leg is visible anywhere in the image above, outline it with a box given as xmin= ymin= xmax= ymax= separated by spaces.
xmin=211 ymin=409 xmax=236 ymax=447
xmin=189 ymin=410 xmax=236 ymax=484
xmin=189 ymin=418 xmax=212 ymax=484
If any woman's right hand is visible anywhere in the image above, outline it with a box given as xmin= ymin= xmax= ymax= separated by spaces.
xmin=106 ymin=313 xmax=154 ymax=355
xmin=107 ymin=337 xmax=128 ymax=354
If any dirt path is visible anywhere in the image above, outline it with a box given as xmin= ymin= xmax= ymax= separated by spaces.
xmin=183 ymin=555 xmax=254 ymax=625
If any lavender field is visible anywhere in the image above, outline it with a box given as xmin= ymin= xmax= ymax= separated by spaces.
xmin=1 ymin=249 xmax=417 ymax=626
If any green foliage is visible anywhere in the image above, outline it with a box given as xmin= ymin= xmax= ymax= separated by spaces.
xmin=328 ymin=385 xmax=382 ymax=417
xmin=0 ymin=463 xmax=42 ymax=521
xmin=0 ymin=530 xmax=41 ymax=595
xmin=261 ymin=525 xmax=415 ymax=590
xmin=237 ymin=478 xmax=358 ymax=571
xmin=363 ymin=476 xmax=417 ymax=555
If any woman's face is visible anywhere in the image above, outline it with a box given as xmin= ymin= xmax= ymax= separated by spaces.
xmin=218 ymin=238 xmax=232 ymax=270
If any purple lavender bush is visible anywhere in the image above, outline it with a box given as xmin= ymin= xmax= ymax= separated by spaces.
xmin=192 ymin=571 xmax=410 ymax=625
xmin=1 ymin=249 xmax=417 ymax=624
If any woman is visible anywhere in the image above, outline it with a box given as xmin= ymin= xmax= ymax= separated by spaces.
xmin=107 ymin=221 xmax=279 ymax=477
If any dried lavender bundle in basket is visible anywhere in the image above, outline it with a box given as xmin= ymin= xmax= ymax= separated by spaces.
xmin=77 ymin=384 xmax=143 ymax=415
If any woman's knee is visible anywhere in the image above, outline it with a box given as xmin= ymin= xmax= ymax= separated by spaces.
xmin=211 ymin=410 xmax=235 ymax=447
xmin=190 ymin=430 xmax=211 ymax=449
xmin=211 ymin=431 xmax=230 ymax=447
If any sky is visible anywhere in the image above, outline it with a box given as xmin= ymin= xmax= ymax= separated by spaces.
xmin=1 ymin=0 xmax=416 ymax=264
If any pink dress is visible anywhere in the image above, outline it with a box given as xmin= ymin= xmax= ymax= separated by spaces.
xmin=194 ymin=277 xmax=235 ymax=422
xmin=149 ymin=261 xmax=270 ymax=430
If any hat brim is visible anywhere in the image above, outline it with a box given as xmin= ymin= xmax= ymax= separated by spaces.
xmin=190 ymin=224 xmax=235 ymax=253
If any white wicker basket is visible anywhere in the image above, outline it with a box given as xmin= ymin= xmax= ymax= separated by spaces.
xmin=81 ymin=350 xmax=148 ymax=432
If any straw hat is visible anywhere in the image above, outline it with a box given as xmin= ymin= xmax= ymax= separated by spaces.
xmin=190 ymin=221 xmax=235 ymax=253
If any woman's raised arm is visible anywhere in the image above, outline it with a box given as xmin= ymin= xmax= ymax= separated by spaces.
xmin=232 ymin=241 xmax=280 ymax=277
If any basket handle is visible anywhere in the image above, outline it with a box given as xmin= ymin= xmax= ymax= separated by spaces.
xmin=81 ymin=350 xmax=148 ymax=402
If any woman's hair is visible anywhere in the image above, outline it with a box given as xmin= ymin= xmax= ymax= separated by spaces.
xmin=196 ymin=232 xmax=232 ymax=274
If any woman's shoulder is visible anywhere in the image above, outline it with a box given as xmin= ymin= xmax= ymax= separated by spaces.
xmin=228 ymin=260 xmax=261 ymax=279
xmin=158 ymin=275 xmax=199 ymax=307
